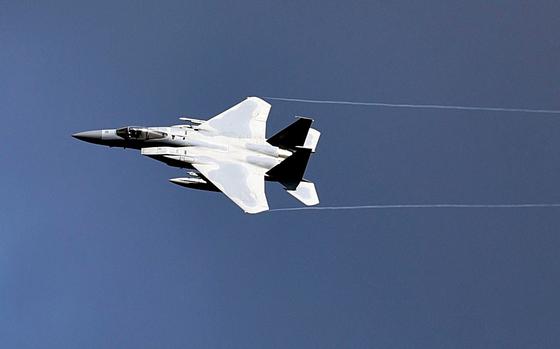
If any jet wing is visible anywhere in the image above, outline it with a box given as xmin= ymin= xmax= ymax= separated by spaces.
xmin=198 ymin=97 xmax=270 ymax=139
xmin=192 ymin=160 xmax=269 ymax=214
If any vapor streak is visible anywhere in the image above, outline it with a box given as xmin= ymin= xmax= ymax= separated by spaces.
xmin=263 ymin=97 xmax=560 ymax=114
xmin=269 ymin=203 xmax=560 ymax=212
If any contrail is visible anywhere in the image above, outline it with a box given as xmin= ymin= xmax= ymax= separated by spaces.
xmin=263 ymin=96 xmax=560 ymax=212
xmin=263 ymin=96 xmax=560 ymax=115
xmin=269 ymin=203 xmax=560 ymax=212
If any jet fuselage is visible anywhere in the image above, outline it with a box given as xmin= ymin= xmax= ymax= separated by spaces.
xmin=72 ymin=97 xmax=320 ymax=213
xmin=73 ymin=125 xmax=291 ymax=189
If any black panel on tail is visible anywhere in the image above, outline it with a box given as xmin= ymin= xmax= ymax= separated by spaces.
xmin=267 ymin=117 xmax=313 ymax=150
xmin=266 ymin=147 xmax=312 ymax=190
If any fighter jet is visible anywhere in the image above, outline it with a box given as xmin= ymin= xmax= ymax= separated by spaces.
xmin=72 ymin=97 xmax=320 ymax=214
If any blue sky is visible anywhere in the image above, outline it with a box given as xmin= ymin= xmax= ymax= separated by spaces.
xmin=2 ymin=1 xmax=560 ymax=347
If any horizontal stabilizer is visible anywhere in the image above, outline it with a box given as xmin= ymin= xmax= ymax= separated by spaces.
xmin=267 ymin=117 xmax=313 ymax=150
xmin=287 ymin=181 xmax=319 ymax=206
xmin=266 ymin=147 xmax=312 ymax=190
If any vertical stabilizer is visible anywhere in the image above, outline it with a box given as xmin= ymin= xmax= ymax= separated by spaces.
xmin=266 ymin=147 xmax=312 ymax=190
xmin=303 ymin=128 xmax=321 ymax=152
xmin=267 ymin=117 xmax=313 ymax=150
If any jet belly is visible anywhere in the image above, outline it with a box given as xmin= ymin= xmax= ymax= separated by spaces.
xmin=245 ymin=142 xmax=291 ymax=158
xmin=185 ymin=132 xmax=287 ymax=171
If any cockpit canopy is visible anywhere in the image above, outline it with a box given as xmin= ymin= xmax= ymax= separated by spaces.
xmin=116 ymin=127 xmax=167 ymax=140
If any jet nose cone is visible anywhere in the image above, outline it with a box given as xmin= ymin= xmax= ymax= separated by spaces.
xmin=72 ymin=130 xmax=103 ymax=143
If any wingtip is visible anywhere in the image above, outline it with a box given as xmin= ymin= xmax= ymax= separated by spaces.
xmin=246 ymin=96 xmax=270 ymax=106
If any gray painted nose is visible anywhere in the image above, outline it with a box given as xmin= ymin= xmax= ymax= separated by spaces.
xmin=72 ymin=130 xmax=102 ymax=142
